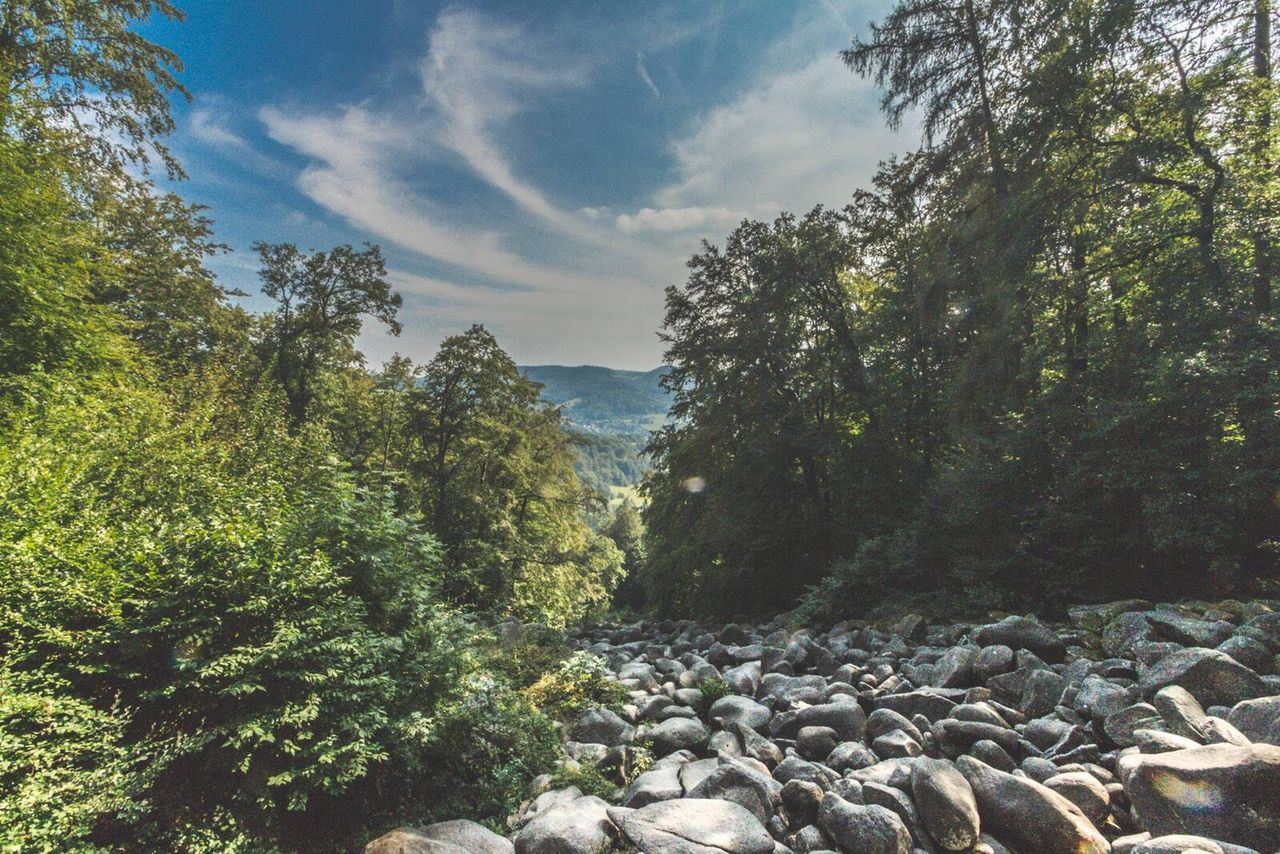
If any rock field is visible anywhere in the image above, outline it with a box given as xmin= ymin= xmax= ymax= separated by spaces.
xmin=368 ymin=600 xmax=1280 ymax=853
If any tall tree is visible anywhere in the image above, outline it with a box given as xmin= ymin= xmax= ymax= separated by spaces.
xmin=254 ymin=242 xmax=401 ymax=429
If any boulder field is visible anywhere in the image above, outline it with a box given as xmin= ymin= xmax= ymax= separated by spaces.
xmin=368 ymin=600 xmax=1280 ymax=853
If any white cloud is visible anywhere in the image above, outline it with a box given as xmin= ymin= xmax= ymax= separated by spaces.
xmin=636 ymin=50 xmax=661 ymax=99
xmin=653 ymin=54 xmax=907 ymax=217
xmin=616 ymin=205 xmax=745 ymax=234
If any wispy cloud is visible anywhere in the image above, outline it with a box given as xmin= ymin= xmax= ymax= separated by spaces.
xmin=636 ymin=51 xmax=661 ymax=99
xmin=616 ymin=205 xmax=744 ymax=234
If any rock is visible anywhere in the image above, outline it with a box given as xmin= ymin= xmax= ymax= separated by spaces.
xmin=572 ymin=707 xmax=634 ymax=747
xmin=1122 ymin=743 xmax=1280 ymax=851
xmin=642 ymin=717 xmax=709 ymax=757
xmin=974 ymin=616 xmax=1067 ymax=663
xmin=911 ymin=756 xmax=980 ymax=852
xmin=865 ymin=708 xmax=924 ymax=745
xmin=1074 ymin=674 xmax=1133 ymax=720
xmin=708 ymin=695 xmax=773 ymax=731
xmin=1128 ymin=835 xmax=1227 ymax=854
xmin=874 ymin=689 xmax=962 ymax=721
xmin=1105 ymin=703 xmax=1163 ymax=748
xmin=1153 ymin=685 xmax=1210 ymax=741
xmin=610 ymin=798 xmax=775 ymax=854
xmin=1138 ymin=648 xmax=1267 ymax=709
xmin=731 ymin=722 xmax=785 ymax=769
xmin=969 ymin=739 xmax=1017 ymax=772
xmin=1146 ymin=611 xmax=1235 ymax=648
xmin=514 ymin=795 xmax=616 ymax=854
xmin=1134 ymin=728 xmax=1204 ymax=754
xmin=797 ymin=726 xmax=840 ymax=761
xmin=1228 ymin=696 xmax=1280 ymax=746
xmin=934 ymin=646 xmax=979 ymax=688
xmin=817 ymin=793 xmax=912 ymax=854
xmin=687 ymin=762 xmax=777 ymax=824
xmin=366 ymin=820 xmax=514 ymax=854
xmin=781 ymin=779 xmax=824 ymax=829
xmin=623 ymin=766 xmax=683 ymax=808
xmin=772 ymin=701 xmax=867 ymax=741
xmin=973 ymin=645 xmax=1016 ymax=682
xmin=1217 ymin=635 xmax=1272 ymax=671
xmin=1021 ymin=669 xmax=1068 ymax=718
xmin=825 ymin=740 xmax=878 ymax=772
xmin=1043 ymin=771 xmax=1110 ymax=827
xmin=957 ymin=755 xmax=1109 ymax=854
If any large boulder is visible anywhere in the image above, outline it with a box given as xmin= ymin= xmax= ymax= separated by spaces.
xmin=366 ymin=820 xmax=514 ymax=854
xmin=817 ymin=793 xmax=912 ymax=854
xmin=641 ymin=717 xmax=709 ymax=757
xmin=911 ymin=757 xmax=980 ymax=852
xmin=1122 ymin=743 xmax=1280 ymax=851
xmin=772 ymin=700 xmax=867 ymax=741
xmin=686 ymin=761 xmax=778 ymax=824
xmin=1227 ymin=696 xmax=1280 ymax=746
xmin=1138 ymin=648 xmax=1267 ymax=709
xmin=514 ymin=795 xmax=617 ymax=854
xmin=956 ymin=755 xmax=1109 ymax=854
xmin=707 ymin=695 xmax=772 ymax=731
xmin=572 ymin=707 xmax=634 ymax=747
xmin=974 ymin=616 xmax=1067 ymax=663
xmin=609 ymin=798 xmax=775 ymax=854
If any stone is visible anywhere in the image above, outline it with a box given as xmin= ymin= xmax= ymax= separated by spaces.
xmin=1217 ymin=635 xmax=1273 ymax=671
xmin=973 ymin=645 xmax=1016 ymax=682
xmin=1228 ymin=696 xmax=1280 ymax=746
xmin=708 ymin=695 xmax=773 ymax=731
xmin=934 ymin=646 xmax=979 ymax=688
xmin=974 ymin=616 xmax=1067 ymax=663
xmin=825 ymin=740 xmax=878 ymax=772
xmin=572 ymin=707 xmax=634 ymax=747
xmin=1129 ymin=835 xmax=1228 ymax=854
xmin=610 ymin=798 xmax=775 ymax=854
xmin=969 ymin=739 xmax=1017 ymax=772
xmin=622 ymin=765 xmax=683 ymax=808
xmin=817 ymin=793 xmax=912 ymax=854
xmin=1153 ymin=684 xmax=1210 ymax=741
xmin=874 ymin=689 xmax=961 ymax=722
xmin=1043 ymin=771 xmax=1110 ymax=827
xmin=514 ymin=795 xmax=616 ymax=854
xmin=1021 ymin=669 xmax=1068 ymax=718
xmin=366 ymin=820 xmax=514 ymax=854
xmin=872 ymin=729 xmax=922 ymax=760
xmin=957 ymin=755 xmax=1109 ymax=854
xmin=797 ymin=726 xmax=840 ymax=761
xmin=772 ymin=701 xmax=867 ymax=742
xmin=687 ymin=762 xmax=777 ymax=824
xmin=781 ymin=779 xmax=824 ymax=829
xmin=1145 ymin=612 xmax=1234 ymax=648
xmin=1074 ymin=674 xmax=1133 ymax=720
xmin=731 ymin=722 xmax=785 ymax=769
xmin=1105 ymin=703 xmax=1164 ymax=748
xmin=1122 ymin=743 xmax=1280 ymax=851
xmin=642 ymin=717 xmax=709 ymax=757
xmin=1138 ymin=648 xmax=1267 ymax=709
xmin=911 ymin=756 xmax=980 ymax=852
xmin=865 ymin=708 xmax=924 ymax=745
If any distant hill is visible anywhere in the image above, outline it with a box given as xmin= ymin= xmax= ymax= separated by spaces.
xmin=520 ymin=365 xmax=671 ymax=435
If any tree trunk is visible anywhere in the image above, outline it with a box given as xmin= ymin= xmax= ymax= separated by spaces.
xmin=1255 ymin=0 xmax=1273 ymax=314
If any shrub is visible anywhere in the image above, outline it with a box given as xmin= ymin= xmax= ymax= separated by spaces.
xmin=525 ymin=652 xmax=629 ymax=719
xmin=696 ymin=676 xmax=733 ymax=716
xmin=486 ymin=624 xmax=574 ymax=689
xmin=0 ymin=380 xmax=474 ymax=849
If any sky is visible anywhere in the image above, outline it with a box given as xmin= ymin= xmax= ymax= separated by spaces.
xmin=146 ymin=0 xmax=909 ymax=370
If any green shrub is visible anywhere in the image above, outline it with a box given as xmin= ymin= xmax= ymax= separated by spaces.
xmin=546 ymin=763 xmax=618 ymax=801
xmin=486 ymin=624 xmax=573 ymax=689
xmin=0 ymin=380 xmax=474 ymax=850
xmin=696 ymin=676 xmax=733 ymax=716
xmin=525 ymin=652 xmax=629 ymax=719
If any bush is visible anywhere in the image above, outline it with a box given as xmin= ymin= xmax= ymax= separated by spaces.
xmin=696 ymin=676 xmax=733 ymax=716
xmin=525 ymin=652 xmax=629 ymax=720
xmin=486 ymin=624 xmax=574 ymax=689
xmin=0 ymin=379 xmax=475 ymax=850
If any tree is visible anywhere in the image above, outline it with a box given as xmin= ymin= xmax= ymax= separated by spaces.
xmin=406 ymin=326 xmax=622 ymax=626
xmin=254 ymin=242 xmax=401 ymax=429
xmin=0 ymin=0 xmax=187 ymax=174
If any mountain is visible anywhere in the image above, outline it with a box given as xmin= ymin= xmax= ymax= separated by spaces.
xmin=520 ymin=365 xmax=670 ymax=435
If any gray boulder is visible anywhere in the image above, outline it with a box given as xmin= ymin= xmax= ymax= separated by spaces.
xmin=610 ymin=798 xmax=775 ymax=854
xmin=687 ymin=761 xmax=778 ymax=824
xmin=708 ymin=695 xmax=772 ymax=731
xmin=1228 ymin=696 xmax=1280 ymax=746
xmin=1122 ymin=743 xmax=1280 ymax=851
xmin=1138 ymin=648 xmax=1267 ymax=709
xmin=366 ymin=820 xmax=514 ymax=854
xmin=957 ymin=755 xmax=1109 ymax=854
xmin=1043 ymin=771 xmax=1110 ymax=827
xmin=911 ymin=756 xmax=980 ymax=852
xmin=514 ymin=795 xmax=616 ymax=854
xmin=817 ymin=793 xmax=912 ymax=854
xmin=642 ymin=717 xmax=709 ymax=757
xmin=974 ymin=616 xmax=1067 ymax=663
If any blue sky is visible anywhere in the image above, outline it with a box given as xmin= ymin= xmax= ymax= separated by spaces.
xmin=147 ymin=0 xmax=908 ymax=370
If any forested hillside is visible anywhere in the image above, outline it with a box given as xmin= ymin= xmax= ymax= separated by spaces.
xmin=639 ymin=0 xmax=1280 ymax=620
xmin=521 ymin=365 xmax=669 ymax=433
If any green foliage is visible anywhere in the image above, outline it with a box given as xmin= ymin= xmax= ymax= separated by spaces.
xmin=546 ymin=763 xmax=619 ymax=801
xmin=0 ymin=379 xmax=473 ymax=849
xmin=485 ymin=624 xmax=574 ymax=689
xmin=408 ymin=679 xmax=560 ymax=831
xmin=406 ymin=325 xmax=624 ymax=627
xmin=525 ymin=652 xmax=629 ymax=720
xmin=520 ymin=365 xmax=669 ymax=432
xmin=696 ymin=677 xmax=732 ymax=717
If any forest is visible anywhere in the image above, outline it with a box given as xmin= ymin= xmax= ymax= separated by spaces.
xmin=0 ymin=0 xmax=1277 ymax=851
